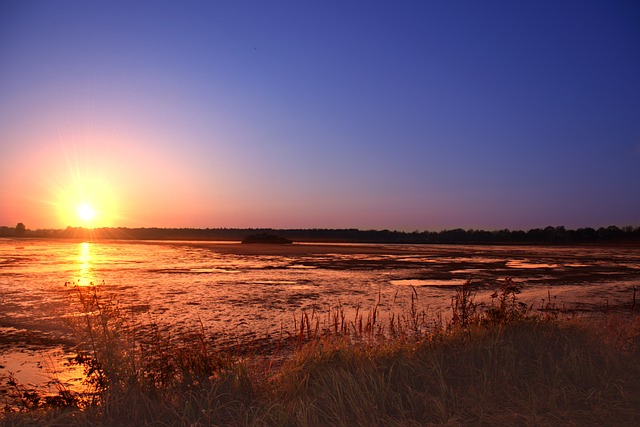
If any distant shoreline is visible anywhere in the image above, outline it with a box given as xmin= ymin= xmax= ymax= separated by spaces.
xmin=1 ymin=225 xmax=639 ymax=245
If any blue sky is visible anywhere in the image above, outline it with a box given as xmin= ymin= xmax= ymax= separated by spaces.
xmin=1 ymin=1 xmax=639 ymax=230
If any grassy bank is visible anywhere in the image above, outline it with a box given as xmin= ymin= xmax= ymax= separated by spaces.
xmin=2 ymin=282 xmax=640 ymax=426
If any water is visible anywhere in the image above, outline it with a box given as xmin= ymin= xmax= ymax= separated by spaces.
xmin=1 ymin=238 xmax=639 ymax=393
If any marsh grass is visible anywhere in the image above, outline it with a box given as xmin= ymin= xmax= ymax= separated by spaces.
xmin=2 ymin=279 xmax=640 ymax=426
xmin=288 ymin=288 xmax=440 ymax=347
xmin=69 ymin=285 xmax=269 ymax=426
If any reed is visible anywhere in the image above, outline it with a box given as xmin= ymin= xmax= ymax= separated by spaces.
xmin=2 ymin=279 xmax=640 ymax=426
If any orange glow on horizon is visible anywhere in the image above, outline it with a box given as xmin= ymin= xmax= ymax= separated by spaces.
xmin=5 ymin=119 xmax=208 ymax=229
xmin=53 ymin=171 xmax=120 ymax=228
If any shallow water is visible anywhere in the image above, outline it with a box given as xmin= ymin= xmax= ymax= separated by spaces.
xmin=1 ymin=238 xmax=639 ymax=392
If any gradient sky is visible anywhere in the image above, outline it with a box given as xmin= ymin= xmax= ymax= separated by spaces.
xmin=1 ymin=1 xmax=639 ymax=231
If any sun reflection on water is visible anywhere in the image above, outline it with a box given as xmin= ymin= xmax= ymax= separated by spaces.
xmin=77 ymin=242 xmax=94 ymax=285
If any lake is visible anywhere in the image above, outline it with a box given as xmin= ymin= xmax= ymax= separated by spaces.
xmin=1 ymin=238 xmax=639 ymax=394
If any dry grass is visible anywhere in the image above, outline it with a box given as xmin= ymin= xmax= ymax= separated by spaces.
xmin=277 ymin=319 xmax=640 ymax=426
xmin=2 ymin=280 xmax=640 ymax=426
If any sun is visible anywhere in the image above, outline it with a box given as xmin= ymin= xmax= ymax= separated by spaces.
xmin=52 ymin=173 xmax=119 ymax=227
xmin=77 ymin=203 xmax=97 ymax=223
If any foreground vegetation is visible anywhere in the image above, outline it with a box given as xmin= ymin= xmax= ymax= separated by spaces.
xmin=2 ymin=280 xmax=640 ymax=426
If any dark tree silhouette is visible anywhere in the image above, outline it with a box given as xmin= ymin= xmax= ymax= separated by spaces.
xmin=1 ymin=224 xmax=638 ymax=243
xmin=15 ymin=222 xmax=26 ymax=236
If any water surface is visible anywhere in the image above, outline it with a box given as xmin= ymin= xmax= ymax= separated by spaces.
xmin=1 ymin=238 xmax=639 ymax=393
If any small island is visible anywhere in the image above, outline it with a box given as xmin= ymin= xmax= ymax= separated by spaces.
xmin=241 ymin=233 xmax=293 ymax=244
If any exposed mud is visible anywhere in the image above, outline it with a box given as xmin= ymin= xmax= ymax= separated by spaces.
xmin=1 ymin=239 xmax=639 ymax=395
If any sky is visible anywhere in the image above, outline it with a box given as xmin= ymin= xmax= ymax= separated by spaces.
xmin=1 ymin=1 xmax=639 ymax=231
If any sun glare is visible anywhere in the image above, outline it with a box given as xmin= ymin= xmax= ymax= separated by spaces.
xmin=25 ymin=127 xmax=194 ymax=229
xmin=77 ymin=203 xmax=96 ymax=222
xmin=48 ymin=162 xmax=120 ymax=228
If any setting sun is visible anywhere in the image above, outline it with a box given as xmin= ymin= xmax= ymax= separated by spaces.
xmin=77 ymin=203 xmax=96 ymax=222
xmin=31 ymin=143 xmax=127 ymax=228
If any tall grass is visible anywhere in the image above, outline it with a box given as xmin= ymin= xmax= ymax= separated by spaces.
xmin=70 ymin=285 xmax=273 ymax=426
xmin=288 ymin=288 xmax=440 ymax=346
xmin=2 ymin=279 xmax=640 ymax=426
xmin=278 ymin=320 xmax=640 ymax=426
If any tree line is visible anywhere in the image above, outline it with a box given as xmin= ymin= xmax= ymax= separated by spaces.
xmin=1 ymin=223 xmax=639 ymax=244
